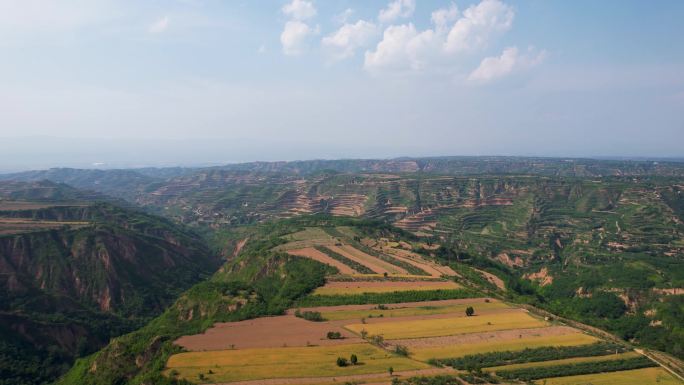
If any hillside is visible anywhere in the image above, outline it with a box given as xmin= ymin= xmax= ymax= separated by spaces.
xmin=56 ymin=217 xmax=683 ymax=385
xmin=1 ymin=158 xmax=682 ymax=383
xmin=0 ymin=198 xmax=221 ymax=385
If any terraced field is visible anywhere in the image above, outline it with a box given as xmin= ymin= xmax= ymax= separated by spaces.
xmin=163 ymin=226 xmax=681 ymax=385
xmin=166 ymin=343 xmax=428 ymax=383
xmin=312 ymin=280 xmax=460 ymax=295
xmin=345 ymin=310 xmax=546 ymax=339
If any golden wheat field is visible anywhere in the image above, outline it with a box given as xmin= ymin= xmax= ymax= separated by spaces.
xmin=320 ymin=300 xmax=509 ymax=321
xmin=409 ymin=332 xmax=599 ymax=361
xmin=345 ymin=310 xmax=547 ymax=340
xmin=165 ymin=343 xmax=428 ymax=383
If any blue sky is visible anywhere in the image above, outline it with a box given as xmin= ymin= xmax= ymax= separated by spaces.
xmin=1 ymin=0 xmax=683 ymax=170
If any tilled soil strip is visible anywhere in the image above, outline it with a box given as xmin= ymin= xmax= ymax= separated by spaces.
xmin=288 ymin=248 xmax=358 ymax=275
xmin=330 ymin=245 xmax=409 ymax=275
xmin=384 ymin=248 xmax=458 ymax=277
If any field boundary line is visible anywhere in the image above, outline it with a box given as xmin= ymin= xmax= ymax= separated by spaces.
xmin=635 ymin=349 xmax=684 ymax=383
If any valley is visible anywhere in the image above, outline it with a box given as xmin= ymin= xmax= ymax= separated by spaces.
xmin=0 ymin=157 xmax=682 ymax=385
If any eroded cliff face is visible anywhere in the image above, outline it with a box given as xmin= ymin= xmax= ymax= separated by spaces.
xmin=0 ymin=203 xmax=222 ymax=384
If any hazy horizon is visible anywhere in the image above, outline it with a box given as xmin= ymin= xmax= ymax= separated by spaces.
xmin=1 ymin=0 xmax=683 ymax=171
xmin=1 ymin=135 xmax=683 ymax=174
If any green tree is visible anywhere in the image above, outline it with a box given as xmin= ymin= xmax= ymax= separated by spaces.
xmin=350 ymin=354 xmax=358 ymax=365
xmin=465 ymin=306 xmax=475 ymax=316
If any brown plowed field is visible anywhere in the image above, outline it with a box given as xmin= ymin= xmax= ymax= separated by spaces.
xmin=328 ymin=245 xmax=408 ymax=275
xmin=287 ymin=248 xmax=358 ymax=274
xmin=175 ymin=315 xmax=362 ymax=351
xmin=383 ymin=248 xmax=457 ymax=277
xmin=389 ymin=325 xmax=580 ymax=348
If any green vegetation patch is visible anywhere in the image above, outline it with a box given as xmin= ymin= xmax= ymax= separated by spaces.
xmin=296 ymin=289 xmax=479 ymax=307
xmin=496 ymin=356 xmax=656 ymax=381
xmin=434 ymin=342 xmax=627 ymax=370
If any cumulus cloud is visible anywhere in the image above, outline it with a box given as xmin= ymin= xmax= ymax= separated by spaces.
xmin=378 ymin=0 xmax=415 ymax=24
xmin=148 ymin=16 xmax=169 ymax=33
xmin=322 ymin=20 xmax=379 ymax=61
xmin=444 ymin=0 xmax=514 ymax=53
xmin=431 ymin=3 xmax=459 ymax=33
xmin=280 ymin=0 xmax=317 ymax=55
xmin=364 ymin=0 xmax=521 ymax=74
xmin=281 ymin=20 xmax=315 ymax=55
xmin=282 ymin=0 xmax=316 ymax=21
xmin=468 ymin=46 xmax=546 ymax=82
xmin=364 ymin=2 xmax=454 ymax=72
xmin=364 ymin=23 xmax=444 ymax=71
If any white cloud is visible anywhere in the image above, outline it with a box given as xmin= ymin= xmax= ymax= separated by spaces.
xmin=364 ymin=2 xmax=454 ymax=72
xmin=281 ymin=20 xmax=314 ymax=55
xmin=148 ymin=16 xmax=169 ymax=33
xmin=444 ymin=0 xmax=514 ymax=53
xmin=322 ymin=20 xmax=379 ymax=61
xmin=378 ymin=0 xmax=415 ymax=24
xmin=334 ymin=8 xmax=354 ymax=24
xmin=280 ymin=0 xmax=317 ymax=56
xmin=282 ymin=0 xmax=316 ymax=21
xmin=431 ymin=3 xmax=458 ymax=33
xmin=364 ymin=23 xmax=441 ymax=71
xmin=364 ymin=0 xmax=521 ymax=74
xmin=468 ymin=46 xmax=546 ymax=82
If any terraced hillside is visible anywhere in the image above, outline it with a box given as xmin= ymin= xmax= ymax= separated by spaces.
xmin=158 ymin=222 xmax=680 ymax=385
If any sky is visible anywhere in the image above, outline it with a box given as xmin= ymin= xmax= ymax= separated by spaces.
xmin=1 ymin=0 xmax=683 ymax=171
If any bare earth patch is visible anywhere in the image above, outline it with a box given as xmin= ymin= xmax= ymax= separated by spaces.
xmin=525 ymin=267 xmax=554 ymax=286
xmin=474 ymin=268 xmax=506 ymax=291
xmin=383 ymin=248 xmax=458 ymax=277
xmin=327 ymin=245 xmax=408 ymax=275
xmin=496 ymin=253 xmax=524 ymax=268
